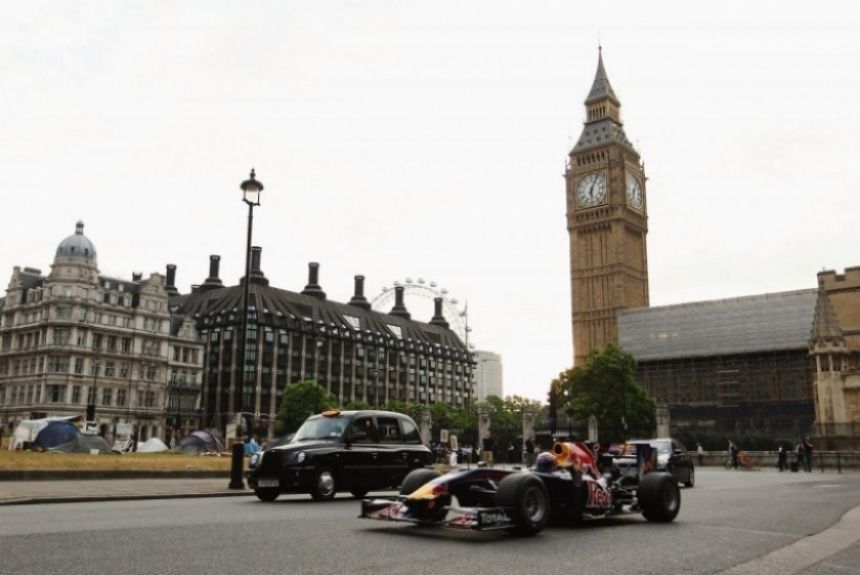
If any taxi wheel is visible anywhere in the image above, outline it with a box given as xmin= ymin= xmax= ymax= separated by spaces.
xmin=255 ymin=487 xmax=279 ymax=502
xmin=310 ymin=467 xmax=337 ymax=501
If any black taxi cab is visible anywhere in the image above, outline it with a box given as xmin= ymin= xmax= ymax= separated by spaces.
xmin=248 ymin=409 xmax=433 ymax=502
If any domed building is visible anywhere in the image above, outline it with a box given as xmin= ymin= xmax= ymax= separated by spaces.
xmin=0 ymin=222 xmax=204 ymax=446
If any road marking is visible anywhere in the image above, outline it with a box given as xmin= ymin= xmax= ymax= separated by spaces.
xmin=715 ymin=504 xmax=860 ymax=575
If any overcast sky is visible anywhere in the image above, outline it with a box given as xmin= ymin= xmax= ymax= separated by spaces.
xmin=2 ymin=1 xmax=858 ymax=402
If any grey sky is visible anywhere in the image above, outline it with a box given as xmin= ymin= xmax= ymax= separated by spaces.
xmin=2 ymin=1 xmax=858 ymax=401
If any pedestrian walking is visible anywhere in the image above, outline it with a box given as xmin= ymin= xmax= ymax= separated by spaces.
xmin=803 ymin=436 xmax=814 ymax=473
xmin=777 ymin=446 xmax=787 ymax=472
xmin=696 ymin=442 xmax=704 ymax=466
xmin=794 ymin=442 xmax=803 ymax=472
xmin=729 ymin=440 xmax=739 ymax=470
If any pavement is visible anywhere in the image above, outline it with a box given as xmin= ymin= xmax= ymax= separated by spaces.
xmin=0 ymin=461 xmax=521 ymax=506
xmin=0 ymin=477 xmax=253 ymax=505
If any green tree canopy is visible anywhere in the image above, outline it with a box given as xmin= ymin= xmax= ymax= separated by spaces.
xmin=552 ymin=344 xmax=656 ymax=443
xmin=275 ymin=380 xmax=338 ymax=435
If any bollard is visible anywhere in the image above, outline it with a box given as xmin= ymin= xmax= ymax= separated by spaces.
xmin=229 ymin=442 xmax=246 ymax=489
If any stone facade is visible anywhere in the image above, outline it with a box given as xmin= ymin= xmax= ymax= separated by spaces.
xmin=810 ymin=267 xmax=860 ymax=444
xmin=566 ymin=50 xmax=649 ymax=366
xmin=0 ymin=222 xmax=204 ymax=443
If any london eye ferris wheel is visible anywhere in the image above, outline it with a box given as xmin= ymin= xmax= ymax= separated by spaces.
xmin=370 ymin=277 xmax=474 ymax=350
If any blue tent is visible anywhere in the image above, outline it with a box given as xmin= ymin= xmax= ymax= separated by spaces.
xmin=34 ymin=420 xmax=81 ymax=450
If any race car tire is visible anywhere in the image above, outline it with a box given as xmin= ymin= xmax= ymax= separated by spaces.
xmin=254 ymin=487 xmax=279 ymax=502
xmin=496 ymin=473 xmax=549 ymax=536
xmin=684 ymin=466 xmax=695 ymax=488
xmin=638 ymin=472 xmax=681 ymax=522
xmin=399 ymin=468 xmax=441 ymax=496
xmin=310 ymin=466 xmax=338 ymax=501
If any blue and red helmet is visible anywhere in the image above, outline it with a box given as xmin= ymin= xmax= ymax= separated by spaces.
xmin=535 ymin=451 xmax=556 ymax=472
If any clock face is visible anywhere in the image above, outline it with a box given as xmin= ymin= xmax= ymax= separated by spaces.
xmin=626 ymin=172 xmax=643 ymax=208
xmin=576 ymin=173 xmax=607 ymax=207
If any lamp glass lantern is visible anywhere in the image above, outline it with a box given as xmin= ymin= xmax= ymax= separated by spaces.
xmin=241 ymin=168 xmax=264 ymax=206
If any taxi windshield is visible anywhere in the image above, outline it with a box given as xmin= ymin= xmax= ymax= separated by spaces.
xmin=293 ymin=416 xmax=347 ymax=441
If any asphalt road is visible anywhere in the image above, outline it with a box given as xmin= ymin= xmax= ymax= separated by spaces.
xmin=1 ymin=469 xmax=859 ymax=575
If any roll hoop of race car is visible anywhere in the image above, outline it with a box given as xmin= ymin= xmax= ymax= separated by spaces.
xmin=360 ymin=440 xmax=681 ymax=536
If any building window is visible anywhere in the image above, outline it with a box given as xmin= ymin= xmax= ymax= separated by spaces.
xmin=104 ymin=362 xmax=115 ymax=377
xmin=120 ymin=363 xmax=129 ymax=378
xmin=102 ymin=388 xmax=112 ymax=406
xmin=122 ymin=338 xmax=132 ymax=353
xmin=72 ymin=385 xmax=81 ymax=404
xmin=74 ymin=358 xmax=84 ymax=374
xmin=145 ymin=366 xmax=157 ymax=381
xmin=117 ymin=389 xmax=126 ymax=407
xmin=46 ymin=385 xmax=63 ymax=403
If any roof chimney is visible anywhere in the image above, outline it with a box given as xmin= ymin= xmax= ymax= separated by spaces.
xmin=390 ymin=286 xmax=411 ymax=320
xmin=200 ymin=255 xmax=224 ymax=291
xmin=429 ymin=297 xmax=449 ymax=328
xmin=165 ymin=264 xmax=178 ymax=295
xmin=301 ymin=262 xmax=326 ymax=300
xmin=348 ymin=275 xmax=371 ymax=310
xmin=132 ymin=272 xmax=143 ymax=282
xmin=241 ymin=246 xmax=269 ymax=287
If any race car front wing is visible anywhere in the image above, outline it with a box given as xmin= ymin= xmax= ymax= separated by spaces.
xmin=360 ymin=497 xmax=515 ymax=531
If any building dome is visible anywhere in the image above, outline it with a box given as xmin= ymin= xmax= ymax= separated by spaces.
xmin=55 ymin=221 xmax=97 ymax=261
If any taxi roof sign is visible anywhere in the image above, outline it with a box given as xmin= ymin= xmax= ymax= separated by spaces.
xmin=321 ymin=409 xmax=341 ymax=417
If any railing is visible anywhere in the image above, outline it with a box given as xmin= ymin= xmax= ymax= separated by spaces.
xmin=698 ymin=451 xmax=860 ymax=473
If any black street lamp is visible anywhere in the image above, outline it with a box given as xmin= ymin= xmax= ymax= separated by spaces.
xmin=87 ymin=359 xmax=100 ymax=424
xmin=240 ymin=168 xmax=263 ymax=431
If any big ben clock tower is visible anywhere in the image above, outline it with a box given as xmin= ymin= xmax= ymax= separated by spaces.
xmin=566 ymin=48 xmax=649 ymax=365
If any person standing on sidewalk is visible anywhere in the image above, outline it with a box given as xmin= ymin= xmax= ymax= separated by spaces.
xmin=777 ymin=446 xmax=787 ymax=472
xmin=803 ymin=436 xmax=814 ymax=472
xmin=696 ymin=442 xmax=704 ymax=466
xmin=729 ymin=440 xmax=739 ymax=469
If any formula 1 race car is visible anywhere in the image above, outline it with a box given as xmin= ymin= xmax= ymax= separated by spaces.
xmin=360 ymin=440 xmax=680 ymax=536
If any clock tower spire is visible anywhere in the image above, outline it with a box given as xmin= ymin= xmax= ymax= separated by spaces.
xmin=565 ymin=49 xmax=650 ymax=366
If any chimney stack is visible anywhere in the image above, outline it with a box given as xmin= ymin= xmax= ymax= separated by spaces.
xmin=132 ymin=272 xmax=142 ymax=282
xmin=390 ymin=286 xmax=411 ymax=320
xmin=200 ymin=255 xmax=224 ymax=291
xmin=348 ymin=275 xmax=371 ymax=310
xmin=165 ymin=264 xmax=178 ymax=295
xmin=241 ymin=246 xmax=269 ymax=287
xmin=429 ymin=297 xmax=449 ymax=328
xmin=301 ymin=262 xmax=326 ymax=300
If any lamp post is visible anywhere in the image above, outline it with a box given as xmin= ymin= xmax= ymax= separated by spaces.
xmin=87 ymin=358 xmax=100 ymax=427
xmin=240 ymin=168 xmax=263 ymax=434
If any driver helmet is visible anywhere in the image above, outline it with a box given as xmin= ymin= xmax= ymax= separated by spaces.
xmin=535 ymin=451 xmax=557 ymax=472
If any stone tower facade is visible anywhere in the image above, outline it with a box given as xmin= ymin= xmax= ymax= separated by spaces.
xmin=809 ymin=267 xmax=860 ymax=446
xmin=565 ymin=49 xmax=649 ymax=365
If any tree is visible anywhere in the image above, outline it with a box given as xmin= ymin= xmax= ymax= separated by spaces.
xmin=553 ymin=344 xmax=656 ymax=443
xmin=275 ymin=380 xmax=338 ymax=435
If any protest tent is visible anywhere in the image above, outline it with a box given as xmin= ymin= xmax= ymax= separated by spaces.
xmin=34 ymin=420 xmax=81 ymax=450
xmin=174 ymin=430 xmax=224 ymax=454
xmin=48 ymin=434 xmax=113 ymax=454
xmin=137 ymin=437 xmax=169 ymax=453
xmin=10 ymin=416 xmax=80 ymax=450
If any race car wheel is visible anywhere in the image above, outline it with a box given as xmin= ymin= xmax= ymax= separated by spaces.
xmin=638 ymin=472 xmax=681 ymax=522
xmin=496 ymin=473 xmax=549 ymax=536
xmin=399 ymin=468 xmax=441 ymax=496
xmin=684 ymin=466 xmax=695 ymax=488
xmin=255 ymin=487 xmax=279 ymax=502
xmin=310 ymin=467 xmax=337 ymax=501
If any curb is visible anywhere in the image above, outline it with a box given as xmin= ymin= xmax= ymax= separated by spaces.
xmin=0 ymin=470 xmax=230 ymax=481
xmin=0 ymin=489 xmax=254 ymax=506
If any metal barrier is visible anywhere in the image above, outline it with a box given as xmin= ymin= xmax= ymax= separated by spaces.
xmin=698 ymin=451 xmax=860 ymax=473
